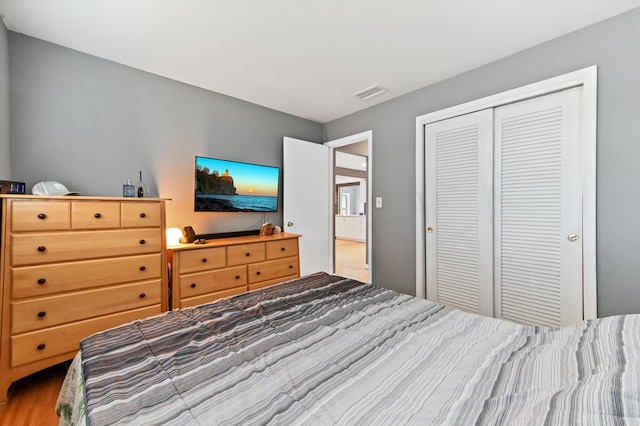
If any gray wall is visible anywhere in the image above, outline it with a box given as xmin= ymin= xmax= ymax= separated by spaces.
xmin=325 ymin=7 xmax=640 ymax=317
xmin=0 ymin=19 xmax=9 ymax=179
xmin=8 ymin=33 xmax=322 ymax=234
xmin=6 ymin=7 xmax=640 ymax=318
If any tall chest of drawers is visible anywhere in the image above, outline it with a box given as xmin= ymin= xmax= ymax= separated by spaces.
xmin=0 ymin=195 xmax=168 ymax=402
xmin=168 ymin=233 xmax=301 ymax=309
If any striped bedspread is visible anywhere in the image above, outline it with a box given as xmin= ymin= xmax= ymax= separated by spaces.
xmin=79 ymin=272 xmax=640 ymax=425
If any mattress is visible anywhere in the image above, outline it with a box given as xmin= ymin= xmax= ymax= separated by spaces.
xmin=58 ymin=272 xmax=640 ymax=425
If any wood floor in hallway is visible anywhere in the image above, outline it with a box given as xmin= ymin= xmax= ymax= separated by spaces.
xmin=335 ymin=239 xmax=368 ymax=283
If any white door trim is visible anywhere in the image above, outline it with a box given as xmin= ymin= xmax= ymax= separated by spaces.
xmin=415 ymin=66 xmax=597 ymax=319
xmin=326 ymin=130 xmax=373 ymax=283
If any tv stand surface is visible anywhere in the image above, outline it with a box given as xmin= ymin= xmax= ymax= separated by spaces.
xmin=196 ymin=229 xmax=261 ymax=240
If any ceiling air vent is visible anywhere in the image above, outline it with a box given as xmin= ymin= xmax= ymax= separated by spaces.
xmin=353 ymin=85 xmax=388 ymax=101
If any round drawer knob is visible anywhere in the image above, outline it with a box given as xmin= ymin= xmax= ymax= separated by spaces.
xmin=139 ymin=239 xmax=146 ymax=245
xmin=256 ymin=271 xmax=261 ymax=275
xmin=235 ymin=275 xmax=240 ymax=280
xmin=37 ymin=278 xmax=46 ymax=285
xmin=191 ymin=283 xmax=196 ymax=288
xmin=139 ymin=293 xmax=146 ymax=299
xmin=37 ymin=213 xmax=46 ymax=219
xmin=201 ymin=258 xmax=207 ymax=263
xmin=139 ymin=266 xmax=146 ymax=271
xmin=245 ymin=252 xmax=251 ymax=257
xmin=37 ymin=246 xmax=46 ymax=252
xmin=37 ymin=344 xmax=46 ymax=351
xmin=37 ymin=311 xmax=46 ymax=318
xmin=281 ymin=247 xmax=286 ymax=251
xmin=94 ymin=213 xmax=102 ymax=218
xmin=289 ymin=265 xmax=293 ymax=269
xmin=140 ymin=212 xmax=146 ymax=218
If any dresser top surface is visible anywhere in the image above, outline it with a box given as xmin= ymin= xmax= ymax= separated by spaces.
xmin=0 ymin=194 xmax=170 ymax=201
xmin=169 ymin=232 xmax=301 ymax=251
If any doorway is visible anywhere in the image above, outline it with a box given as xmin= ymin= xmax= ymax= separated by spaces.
xmin=334 ymin=151 xmax=368 ymax=282
xmin=326 ymin=131 xmax=372 ymax=283
xmin=283 ymin=131 xmax=372 ymax=281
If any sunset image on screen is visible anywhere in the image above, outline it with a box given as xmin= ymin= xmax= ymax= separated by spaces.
xmin=195 ymin=157 xmax=280 ymax=212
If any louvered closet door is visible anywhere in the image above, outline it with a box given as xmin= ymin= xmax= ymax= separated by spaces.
xmin=494 ymin=87 xmax=583 ymax=326
xmin=425 ymin=110 xmax=493 ymax=316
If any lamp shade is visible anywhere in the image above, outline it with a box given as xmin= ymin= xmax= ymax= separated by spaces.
xmin=166 ymin=227 xmax=182 ymax=247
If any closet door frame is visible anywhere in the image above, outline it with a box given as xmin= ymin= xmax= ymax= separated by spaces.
xmin=415 ymin=66 xmax=597 ymax=319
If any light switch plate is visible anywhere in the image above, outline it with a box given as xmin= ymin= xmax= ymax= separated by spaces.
xmin=375 ymin=197 xmax=382 ymax=208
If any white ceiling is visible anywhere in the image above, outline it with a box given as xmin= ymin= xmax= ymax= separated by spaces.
xmin=1 ymin=1 xmax=639 ymax=123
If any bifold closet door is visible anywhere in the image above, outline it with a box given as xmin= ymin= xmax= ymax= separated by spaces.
xmin=425 ymin=109 xmax=494 ymax=316
xmin=494 ymin=87 xmax=583 ymax=326
xmin=426 ymin=87 xmax=584 ymax=325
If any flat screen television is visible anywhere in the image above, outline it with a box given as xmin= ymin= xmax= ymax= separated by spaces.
xmin=194 ymin=156 xmax=280 ymax=212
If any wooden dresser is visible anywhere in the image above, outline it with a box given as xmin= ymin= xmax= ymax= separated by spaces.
xmin=0 ymin=195 xmax=168 ymax=403
xmin=168 ymin=233 xmax=300 ymax=309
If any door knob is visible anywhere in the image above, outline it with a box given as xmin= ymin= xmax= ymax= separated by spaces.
xmin=427 ymin=227 xmax=434 ymax=233
xmin=567 ymin=234 xmax=580 ymax=242
xmin=287 ymin=221 xmax=294 ymax=227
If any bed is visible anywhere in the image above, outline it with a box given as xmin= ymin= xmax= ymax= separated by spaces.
xmin=56 ymin=272 xmax=640 ymax=425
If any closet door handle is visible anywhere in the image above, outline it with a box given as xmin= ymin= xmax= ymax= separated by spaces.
xmin=567 ymin=234 xmax=580 ymax=242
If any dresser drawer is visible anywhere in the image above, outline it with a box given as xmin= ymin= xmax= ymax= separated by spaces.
xmin=266 ymin=239 xmax=299 ymax=260
xmin=11 ymin=229 xmax=162 ymax=266
xmin=71 ymin=201 xmax=121 ymax=229
xmin=178 ymin=247 xmax=226 ymax=273
xmin=11 ymin=254 xmax=162 ymax=299
xmin=122 ymin=202 xmax=162 ymax=228
xmin=227 ymin=243 xmax=265 ymax=266
xmin=10 ymin=305 xmax=161 ymax=367
xmin=11 ymin=201 xmax=70 ymax=232
xmin=179 ymin=266 xmax=247 ymax=298
xmin=181 ymin=287 xmax=246 ymax=309
xmin=11 ymin=279 xmax=161 ymax=334
xmin=247 ymin=256 xmax=299 ymax=284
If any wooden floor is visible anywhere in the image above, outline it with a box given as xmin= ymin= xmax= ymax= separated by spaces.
xmin=335 ymin=239 xmax=368 ymax=282
xmin=0 ymin=363 xmax=67 ymax=426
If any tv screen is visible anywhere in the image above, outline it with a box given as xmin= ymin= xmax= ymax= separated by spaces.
xmin=195 ymin=156 xmax=280 ymax=212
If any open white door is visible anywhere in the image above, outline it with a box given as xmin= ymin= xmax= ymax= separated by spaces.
xmin=283 ymin=137 xmax=331 ymax=276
